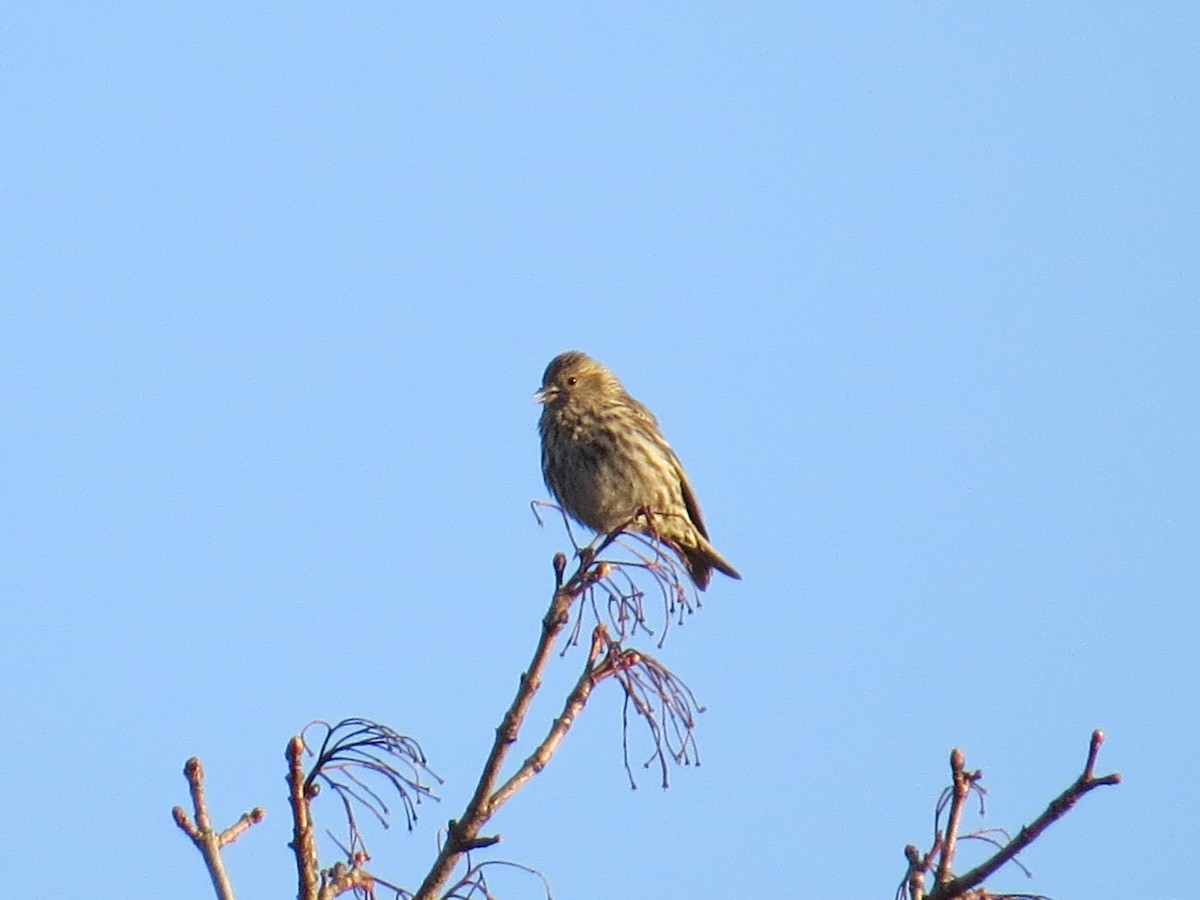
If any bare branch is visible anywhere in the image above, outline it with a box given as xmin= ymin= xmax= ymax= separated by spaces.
xmin=172 ymin=756 xmax=265 ymax=900
xmin=611 ymin=647 xmax=704 ymax=788
xmin=908 ymin=730 xmax=1120 ymax=900
xmin=534 ymin=501 xmax=698 ymax=646
xmin=300 ymin=718 xmax=441 ymax=860
xmin=443 ymin=857 xmax=554 ymax=900
xmin=899 ymin=842 xmax=938 ymax=900
xmin=411 ymin=548 xmax=609 ymax=900
xmin=177 ymin=510 xmax=717 ymax=900
xmin=317 ymin=853 xmax=376 ymax=900
xmin=935 ymin=748 xmax=980 ymax=885
xmin=288 ymin=735 xmax=321 ymax=900
xmin=489 ymin=624 xmax=610 ymax=811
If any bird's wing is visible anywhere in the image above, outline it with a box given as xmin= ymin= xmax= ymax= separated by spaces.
xmin=672 ymin=448 xmax=710 ymax=540
xmin=631 ymin=394 xmax=709 ymax=539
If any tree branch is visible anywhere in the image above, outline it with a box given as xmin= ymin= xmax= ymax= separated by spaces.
xmin=935 ymin=748 xmax=979 ymax=886
xmin=489 ymin=624 xmax=611 ymax=811
xmin=901 ymin=841 xmax=939 ymax=900
xmin=317 ymin=855 xmax=375 ymax=900
xmin=287 ymin=735 xmax=321 ymax=900
xmin=172 ymin=757 xmax=265 ymax=900
xmin=411 ymin=548 xmax=610 ymax=900
xmin=928 ymin=730 xmax=1121 ymax=900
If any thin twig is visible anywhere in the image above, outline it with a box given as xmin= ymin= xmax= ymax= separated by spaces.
xmin=489 ymin=625 xmax=610 ymax=810
xmin=172 ymin=757 xmax=265 ymax=900
xmin=317 ymin=854 xmax=375 ymax=900
xmin=443 ymin=855 xmax=555 ymax=900
xmin=929 ymin=730 xmax=1120 ymax=900
xmin=299 ymin=718 xmax=441 ymax=861
xmin=934 ymin=748 xmax=975 ymax=886
xmin=288 ymin=735 xmax=321 ymax=900
xmin=608 ymin=648 xmax=703 ymax=788
xmin=900 ymin=842 xmax=934 ymax=900
xmin=411 ymin=549 xmax=610 ymax=900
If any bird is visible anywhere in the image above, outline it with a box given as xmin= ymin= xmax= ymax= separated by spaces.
xmin=536 ymin=350 xmax=740 ymax=590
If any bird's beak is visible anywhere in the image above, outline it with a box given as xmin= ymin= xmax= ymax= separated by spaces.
xmin=534 ymin=386 xmax=553 ymax=405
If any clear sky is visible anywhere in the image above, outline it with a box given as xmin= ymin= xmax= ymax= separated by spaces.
xmin=3 ymin=3 xmax=1197 ymax=898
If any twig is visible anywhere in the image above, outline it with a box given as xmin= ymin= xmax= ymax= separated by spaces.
xmin=605 ymin=647 xmax=703 ymax=788
xmin=299 ymin=718 xmax=441 ymax=862
xmin=443 ymin=857 xmax=554 ymax=900
xmin=411 ymin=549 xmax=610 ymax=900
xmin=318 ymin=854 xmax=376 ymax=900
xmin=935 ymin=748 xmax=978 ymax=885
xmin=928 ymin=730 xmax=1120 ymax=900
xmin=288 ymin=735 xmax=321 ymax=900
xmin=534 ymin=501 xmax=696 ymax=644
xmin=900 ymin=841 xmax=940 ymax=900
xmin=172 ymin=757 xmax=265 ymax=900
xmin=489 ymin=625 xmax=611 ymax=810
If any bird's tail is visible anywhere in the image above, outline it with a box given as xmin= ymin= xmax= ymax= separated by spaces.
xmin=682 ymin=538 xmax=741 ymax=591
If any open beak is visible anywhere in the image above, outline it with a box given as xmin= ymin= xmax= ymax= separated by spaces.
xmin=534 ymin=386 xmax=555 ymax=405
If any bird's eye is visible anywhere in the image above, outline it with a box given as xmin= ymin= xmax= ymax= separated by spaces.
xmin=566 ymin=376 xmax=577 ymax=386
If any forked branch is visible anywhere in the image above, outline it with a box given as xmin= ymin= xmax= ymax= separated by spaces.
xmin=176 ymin=517 xmax=707 ymax=900
xmin=286 ymin=719 xmax=440 ymax=900
xmin=172 ymin=757 xmax=265 ymax=900
xmin=901 ymin=730 xmax=1121 ymax=900
xmin=411 ymin=545 xmax=613 ymax=900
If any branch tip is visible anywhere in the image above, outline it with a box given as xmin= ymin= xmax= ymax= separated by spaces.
xmin=185 ymin=756 xmax=204 ymax=782
xmin=950 ymin=748 xmax=965 ymax=772
xmin=1085 ymin=729 xmax=1104 ymax=776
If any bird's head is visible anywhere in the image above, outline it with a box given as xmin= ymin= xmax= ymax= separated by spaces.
xmin=535 ymin=351 xmax=621 ymax=409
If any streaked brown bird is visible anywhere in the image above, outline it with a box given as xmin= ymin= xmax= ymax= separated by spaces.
xmin=536 ymin=351 xmax=741 ymax=590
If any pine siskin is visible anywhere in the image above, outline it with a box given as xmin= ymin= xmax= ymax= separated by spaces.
xmin=536 ymin=351 xmax=741 ymax=590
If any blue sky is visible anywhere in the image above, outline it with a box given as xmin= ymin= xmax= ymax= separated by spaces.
xmin=3 ymin=3 xmax=1197 ymax=897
